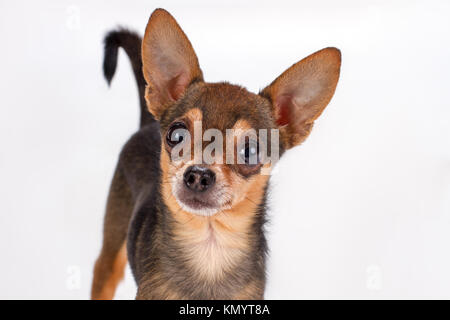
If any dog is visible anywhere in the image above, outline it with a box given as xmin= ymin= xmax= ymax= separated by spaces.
xmin=91 ymin=8 xmax=341 ymax=300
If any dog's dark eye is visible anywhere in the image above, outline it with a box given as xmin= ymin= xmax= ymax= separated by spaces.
xmin=238 ymin=140 xmax=259 ymax=165
xmin=166 ymin=122 xmax=188 ymax=147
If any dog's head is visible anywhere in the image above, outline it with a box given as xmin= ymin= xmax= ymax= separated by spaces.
xmin=142 ymin=9 xmax=341 ymax=217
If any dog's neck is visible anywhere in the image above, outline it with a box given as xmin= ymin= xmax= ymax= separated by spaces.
xmin=163 ymin=183 xmax=267 ymax=270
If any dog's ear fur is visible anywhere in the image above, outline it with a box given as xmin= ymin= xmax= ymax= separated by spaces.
xmin=142 ymin=9 xmax=203 ymax=120
xmin=261 ymin=47 xmax=341 ymax=149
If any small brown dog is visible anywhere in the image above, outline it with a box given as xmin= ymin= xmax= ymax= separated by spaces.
xmin=91 ymin=8 xmax=341 ymax=299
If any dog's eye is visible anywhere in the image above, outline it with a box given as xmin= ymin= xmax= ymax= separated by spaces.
xmin=238 ymin=140 xmax=259 ymax=165
xmin=166 ymin=122 xmax=188 ymax=147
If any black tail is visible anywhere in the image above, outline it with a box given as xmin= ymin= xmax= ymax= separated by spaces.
xmin=103 ymin=28 xmax=155 ymax=127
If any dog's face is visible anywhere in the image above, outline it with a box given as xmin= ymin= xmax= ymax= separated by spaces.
xmin=158 ymin=82 xmax=276 ymax=216
xmin=142 ymin=9 xmax=341 ymax=217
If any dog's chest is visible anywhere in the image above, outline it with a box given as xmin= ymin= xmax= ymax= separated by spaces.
xmin=178 ymin=222 xmax=247 ymax=280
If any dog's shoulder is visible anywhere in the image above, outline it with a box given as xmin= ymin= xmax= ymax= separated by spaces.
xmin=118 ymin=121 xmax=161 ymax=194
xmin=116 ymin=121 xmax=164 ymax=280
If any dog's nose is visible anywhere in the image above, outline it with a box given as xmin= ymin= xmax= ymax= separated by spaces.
xmin=183 ymin=166 xmax=216 ymax=192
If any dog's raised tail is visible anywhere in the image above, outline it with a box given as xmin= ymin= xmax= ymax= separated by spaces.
xmin=103 ymin=28 xmax=155 ymax=127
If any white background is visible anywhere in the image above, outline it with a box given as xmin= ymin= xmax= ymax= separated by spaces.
xmin=0 ymin=0 xmax=449 ymax=299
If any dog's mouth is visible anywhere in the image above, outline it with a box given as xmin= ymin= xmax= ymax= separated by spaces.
xmin=172 ymin=180 xmax=227 ymax=216
xmin=175 ymin=193 xmax=221 ymax=216
xmin=182 ymin=196 xmax=214 ymax=210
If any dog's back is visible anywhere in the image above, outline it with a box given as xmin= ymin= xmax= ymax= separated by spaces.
xmin=91 ymin=29 xmax=161 ymax=300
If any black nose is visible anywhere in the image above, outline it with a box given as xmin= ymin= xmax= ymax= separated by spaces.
xmin=183 ymin=166 xmax=216 ymax=192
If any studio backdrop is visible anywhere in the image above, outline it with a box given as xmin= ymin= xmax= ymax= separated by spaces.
xmin=0 ymin=0 xmax=449 ymax=299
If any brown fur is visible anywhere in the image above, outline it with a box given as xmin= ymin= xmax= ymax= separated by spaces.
xmin=92 ymin=8 xmax=341 ymax=300
xmin=260 ymin=48 xmax=341 ymax=148
xmin=91 ymin=166 xmax=133 ymax=300
xmin=142 ymin=9 xmax=203 ymax=120
xmin=92 ymin=243 xmax=127 ymax=300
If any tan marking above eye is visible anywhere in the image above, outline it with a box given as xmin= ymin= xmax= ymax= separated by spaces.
xmin=232 ymin=119 xmax=253 ymax=131
xmin=184 ymin=107 xmax=203 ymax=124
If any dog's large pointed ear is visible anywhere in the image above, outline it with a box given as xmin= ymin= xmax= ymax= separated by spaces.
xmin=142 ymin=9 xmax=203 ymax=120
xmin=260 ymin=47 xmax=341 ymax=149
